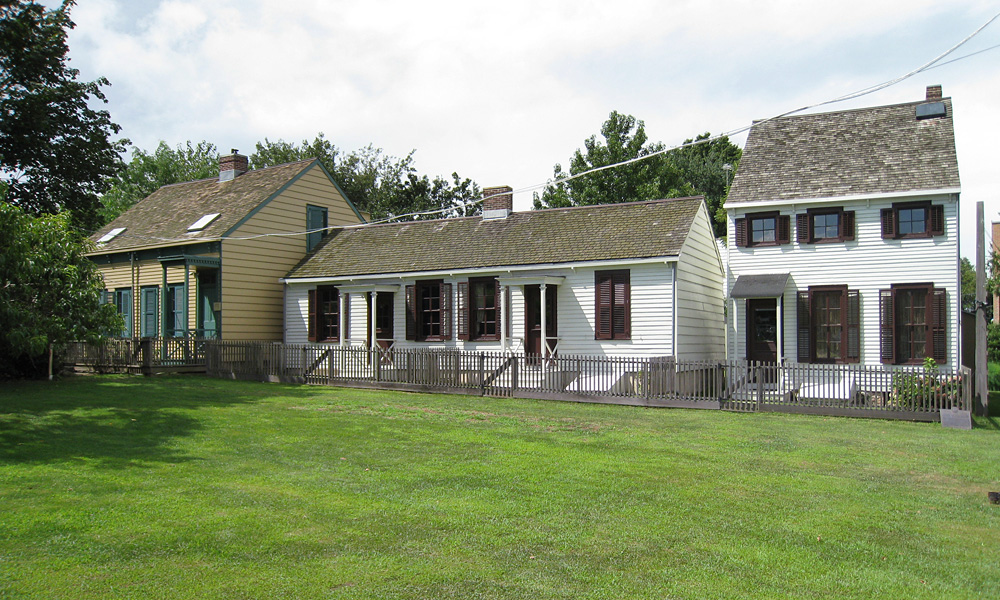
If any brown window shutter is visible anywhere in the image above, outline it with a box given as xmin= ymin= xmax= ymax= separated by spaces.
xmin=796 ymin=213 xmax=810 ymax=244
xmin=341 ymin=292 xmax=349 ymax=342
xmin=735 ymin=218 xmax=747 ymax=247
xmin=595 ymin=273 xmax=612 ymax=340
xmin=441 ymin=283 xmax=452 ymax=340
xmin=879 ymin=289 xmax=895 ymax=363
xmin=797 ymin=291 xmax=811 ymax=362
xmin=929 ymin=205 xmax=945 ymax=236
xmin=456 ymin=281 xmax=470 ymax=341
xmin=777 ymin=215 xmax=791 ymax=245
xmin=307 ymin=289 xmax=317 ymax=342
xmin=846 ymin=289 xmax=860 ymax=362
xmin=493 ymin=279 xmax=502 ymax=340
xmin=931 ymin=288 xmax=947 ymax=362
xmin=405 ymin=284 xmax=416 ymax=341
xmin=614 ymin=271 xmax=631 ymax=338
xmin=881 ymin=208 xmax=895 ymax=239
xmin=842 ymin=211 xmax=855 ymax=242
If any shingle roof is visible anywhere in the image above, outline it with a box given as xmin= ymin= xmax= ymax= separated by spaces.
xmin=288 ymin=196 xmax=704 ymax=279
xmin=89 ymin=160 xmax=317 ymax=252
xmin=727 ymin=97 xmax=960 ymax=204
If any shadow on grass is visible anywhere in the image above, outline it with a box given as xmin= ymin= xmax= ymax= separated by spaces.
xmin=0 ymin=374 xmax=319 ymax=467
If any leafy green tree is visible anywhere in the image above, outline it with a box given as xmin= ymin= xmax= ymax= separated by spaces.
xmin=534 ymin=111 xmax=740 ymax=237
xmin=0 ymin=0 xmax=126 ymax=232
xmin=251 ymin=134 xmax=480 ymax=221
xmin=100 ymin=141 xmax=219 ymax=223
xmin=0 ymin=202 xmax=121 ymax=379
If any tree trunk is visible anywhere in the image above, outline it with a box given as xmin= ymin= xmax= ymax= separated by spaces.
xmin=48 ymin=342 xmax=54 ymax=381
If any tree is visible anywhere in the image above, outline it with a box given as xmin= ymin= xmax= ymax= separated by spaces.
xmin=534 ymin=111 xmax=741 ymax=237
xmin=0 ymin=1 xmax=126 ymax=232
xmin=100 ymin=141 xmax=219 ymax=223
xmin=251 ymin=134 xmax=480 ymax=221
xmin=0 ymin=202 xmax=121 ymax=379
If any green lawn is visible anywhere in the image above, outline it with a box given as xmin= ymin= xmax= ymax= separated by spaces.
xmin=1 ymin=376 xmax=998 ymax=599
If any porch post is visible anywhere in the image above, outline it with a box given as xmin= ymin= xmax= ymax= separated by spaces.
xmin=339 ymin=292 xmax=347 ymax=347
xmin=184 ymin=261 xmax=190 ymax=337
xmin=499 ymin=284 xmax=507 ymax=352
xmin=370 ymin=291 xmax=377 ymax=350
xmin=540 ymin=283 xmax=548 ymax=376
xmin=776 ymin=294 xmax=784 ymax=362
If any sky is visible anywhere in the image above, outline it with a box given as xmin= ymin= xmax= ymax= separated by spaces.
xmin=54 ymin=0 xmax=1000 ymax=258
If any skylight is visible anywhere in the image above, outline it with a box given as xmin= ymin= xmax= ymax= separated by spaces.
xmin=187 ymin=213 xmax=220 ymax=232
xmin=97 ymin=227 xmax=125 ymax=243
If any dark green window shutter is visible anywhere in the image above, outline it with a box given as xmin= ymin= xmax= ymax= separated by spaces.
xmin=931 ymin=288 xmax=947 ymax=362
xmin=306 ymin=205 xmax=328 ymax=252
xmin=846 ymin=290 xmax=860 ymax=363
xmin=456 ymin=281 xmax=470 ymax=341
xmin=879 ymin=289 xmax=894 ymax=364
xmin=141 ymin=287 xmax=159 ymax=337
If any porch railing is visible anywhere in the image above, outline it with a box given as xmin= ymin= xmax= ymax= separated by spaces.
xmin=194 ymin=342 xmax=971 ymax=421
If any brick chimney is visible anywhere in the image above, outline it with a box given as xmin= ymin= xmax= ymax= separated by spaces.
xmin=482 ymin=185 xmax=513 ymax=219
xmin=219 ymin=149 xmax=248 ymax=182
xmin=926 ymin=85 xmax=943 ymax=101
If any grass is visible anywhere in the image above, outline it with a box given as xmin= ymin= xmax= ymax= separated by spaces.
xmin=1 ymin=376 xmax=998 ymax=599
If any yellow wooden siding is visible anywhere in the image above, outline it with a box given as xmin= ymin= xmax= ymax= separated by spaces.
xmin=95 ymin=256 xmax=214 ymax=336
xmin=222 ymin=165 xmax=361 ymax=340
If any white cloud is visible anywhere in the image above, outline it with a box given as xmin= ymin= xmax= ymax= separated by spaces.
xmin=62 ymin=0 xmax=1000 ymax=251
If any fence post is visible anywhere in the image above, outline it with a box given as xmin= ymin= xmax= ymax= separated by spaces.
xmin=479 ymin=353 xmax=486 ymax=396
xmin=643 ymin=360 xmax=651 ymax=405
xmin=511 ymin=355 xmax=519 ymax=394
xmin=755 ymin=364 xmax=763 ymax=411
xmin=140 ymin=338 xmax=153 ymax=377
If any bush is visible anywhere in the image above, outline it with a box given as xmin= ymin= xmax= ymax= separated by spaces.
xmin=988 ymin=362 xmax=1000 ymax=392
xmin=988 ymin=323 xmax=1000 ymax=363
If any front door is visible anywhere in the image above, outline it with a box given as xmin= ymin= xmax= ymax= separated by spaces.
xmin=197 ymin=270 xmax=220 ymax=339
xmin=746 ymin=298 xmax=778 ymax=362
xmin=367 ymin=292 xmax=394 ymax=350
xmin=524 ymin=285 xmax=557 ymax=361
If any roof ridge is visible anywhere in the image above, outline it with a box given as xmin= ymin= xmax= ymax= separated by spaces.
xmin=334 ymin=196 xmax=705 ymax=233
xmin=153 ymin=158 xmax=317 ymax=190
xmin=753 ymin=97 xmax=952 ymax=124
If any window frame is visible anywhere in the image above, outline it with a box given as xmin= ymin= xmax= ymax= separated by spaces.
xmin=595 ymin=270 xmax=631 ymax=340
xmin=457 ymin=277 xmax=500 ymax=341
xmin=307 ymin=285 xmax=346 ymax=343
xmin=879 ymin=283 xmax=947 ymax=364
xmin=796 ymin=207 xmax=855 ymax=244
xmin=306 ymin=204 xmax=329 ymax=252
xmin=881 ymin=202 xmax=945 ymax=240
xmin=405 ymin=280 xmax=452 ymax=342
xmin=796 ymin=285 xmax=860 ymax=364
xmin=735 ymin=212 xmax=791 ymax=247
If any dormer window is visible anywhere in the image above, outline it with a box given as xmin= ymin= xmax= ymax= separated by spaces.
xmin=97 ymin=228 xmax=125 ymax=243
xmin=187 ymin=213 xmax=220 ymax=232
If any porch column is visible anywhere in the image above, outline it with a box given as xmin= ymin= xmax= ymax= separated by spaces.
xmin=540 ymin=283 xmax=548 ymax=361
xmin=776 ymin=294 xmax=784 ymax=362
xmin=161 ymin=263 xmax=168 ymax=338
xmin=339 ymin=292 xmax=347 ymax=347
xmin=370 ymin=291 xmax=377 ymax=350
xmin=183 ymin=262 xmax=190 ymax=337
xmin=499 ymin=284 xmax=507 ymax=352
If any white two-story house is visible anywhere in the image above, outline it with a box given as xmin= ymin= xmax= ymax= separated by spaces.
xmin=725 ymin=86 xmax=961 ymax=367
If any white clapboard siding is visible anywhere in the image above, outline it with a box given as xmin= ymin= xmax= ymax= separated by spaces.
xmin=675 ymin=202 xmax=727 ymax=361
xmin=726 ymin=195 xmax=960 ymax=365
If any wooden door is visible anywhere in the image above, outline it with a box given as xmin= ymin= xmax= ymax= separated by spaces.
xmin=746 ymin=298 xmax=778 ymax=362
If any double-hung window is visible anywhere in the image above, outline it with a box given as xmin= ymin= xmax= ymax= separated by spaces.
xmin=879 ymin=283 xmax=947 ymax=364
xmin=796 ymin=208 xmax=855 ymax=244
xmin=595 ymin=270 xmax=630 ymax=340
xmin=881 ymin=202 xmax=945 ymax=239
xmin=735 ymin=212 xmax=791 ymax=247
xmin=308 ymin=285 xmax=347 ymax=342
xmin=457 ymin=277 xmax=500 ymax=341
xmin=796 ymin=286 xmax=860 ymax=363
xmin=405 ymin=280 xmax=452 ymax=341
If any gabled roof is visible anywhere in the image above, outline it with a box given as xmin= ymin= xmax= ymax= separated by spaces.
xmin=287 ymin=196 xmax=705 ymax=279
xmin=727 ymin=97 xmax=960 ymax=204
xmin=89 ymin=159 xmax=321 ymax=253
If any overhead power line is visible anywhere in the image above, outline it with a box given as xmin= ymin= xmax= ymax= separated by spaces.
xmin=145 ymin=11 xmax=1000 ymax=245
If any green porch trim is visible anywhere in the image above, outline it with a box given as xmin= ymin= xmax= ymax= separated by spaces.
xmin=90 ymin=241 xmax=221 ymax=265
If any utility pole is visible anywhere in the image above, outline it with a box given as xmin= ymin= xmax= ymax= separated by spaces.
xmin=976 ymin=201 xmax=988 ymax=416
